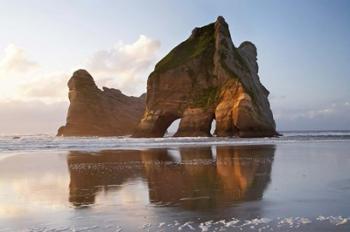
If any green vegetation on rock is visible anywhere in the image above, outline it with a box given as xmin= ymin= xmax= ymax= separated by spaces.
xmin=154 ymin=23 xmax=215 ymax=73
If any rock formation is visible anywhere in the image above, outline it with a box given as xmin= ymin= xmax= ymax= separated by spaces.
xmin=133 ymin=16 xmax=277 ymax=138
xmin=57 ymin=69 xmax=146 ymax=136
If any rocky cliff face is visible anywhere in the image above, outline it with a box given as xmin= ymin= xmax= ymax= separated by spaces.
xmin=133 ymin=16 xmax=277 ymax=138
xmin=57 ymin=70 xmax=146 ymax=136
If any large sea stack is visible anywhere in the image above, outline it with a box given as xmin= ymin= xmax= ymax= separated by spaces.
xmin=133 ymin=16 xmax=277 ymax=138
xmin=57 ymin=70 xmax=146 ymax=136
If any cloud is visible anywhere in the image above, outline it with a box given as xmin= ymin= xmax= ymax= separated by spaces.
xmin=0 ymin=36 xmax=160 ymax=134
xmin=0 ymin=100 xmax=68 ymax=135
xmin=0 ymin=44 xmax=47 ymax=101
xmin=0 ymin=45 xmax=68 ymax=134
xmin=0 ymin=35 xmax=160 ymax=104
xmin=86 ymin=35 xmax=161 ymax=95
xmin=274 ymin=101 xmax=350 ymax=130
xmin=0 ymin=44 xmax=38 ymax=75
xmin=20 ymin=72 xmax=68 ymax=102
xmin=290 ymin=102 xmax=348 ymax=120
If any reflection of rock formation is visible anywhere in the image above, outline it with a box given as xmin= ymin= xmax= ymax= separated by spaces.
xmin=216 ymin=146 xmax=274 ymax=202
xmin=67 ymin=150 xmax=143 ymax=206
xmin=140 ymin=149 xmax=183 ymax=205
xmin=67 ymin=145 xmax=275 ymax=209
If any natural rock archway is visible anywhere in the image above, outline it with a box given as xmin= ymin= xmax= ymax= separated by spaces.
xmin=133 ymin=16 xmax=277 ymax=138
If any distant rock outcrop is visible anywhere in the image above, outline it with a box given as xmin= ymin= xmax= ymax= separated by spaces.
xmin=57 ymin=70 xmax=146 ymax=136
xmin=133 ymin=16 xmax=277 ymax=138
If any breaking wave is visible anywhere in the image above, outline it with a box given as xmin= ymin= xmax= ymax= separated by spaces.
xmin=1 ymin=131 xmax=350 ymax=153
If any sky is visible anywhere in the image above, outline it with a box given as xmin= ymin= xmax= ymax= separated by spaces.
xmin=0 ymin=0 xmax=349 ymax=134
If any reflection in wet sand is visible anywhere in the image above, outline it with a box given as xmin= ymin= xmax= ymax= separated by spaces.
xmin=145 ymin=147 xmax=218 ymax=210
xmin=67 ymin=145 xmax=275 ymax=209
xmin=68 ymin=150 xmax=143 ymax=206
xmin=216 ymin=146 xmax=274 ymax=202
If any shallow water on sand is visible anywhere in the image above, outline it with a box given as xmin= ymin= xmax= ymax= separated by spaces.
xmin=0 ymin=138 xmax=350 ymax=231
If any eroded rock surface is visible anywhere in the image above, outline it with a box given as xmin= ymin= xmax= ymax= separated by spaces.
xmin=134 ymin=16 xmax=277 ymax=138
xmin=57 ymin=70 xmax=145 ymax=136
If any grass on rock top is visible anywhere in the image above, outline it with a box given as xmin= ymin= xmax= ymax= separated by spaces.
xmin=154 ymin=23 xmax=215 ymax=73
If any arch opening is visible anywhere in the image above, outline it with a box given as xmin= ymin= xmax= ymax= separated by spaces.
xmin=164 ymin=118 xmax=181 ymax=137
xmin=210 ymin=118 xmax=216 ymax=136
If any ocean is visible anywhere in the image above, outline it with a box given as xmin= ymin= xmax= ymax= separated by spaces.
xmin=1 ymin=131 xmax=350 ymax=153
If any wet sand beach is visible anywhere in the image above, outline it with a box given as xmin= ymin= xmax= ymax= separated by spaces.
xmin=0 ymin=136 xmax=350 ymax=231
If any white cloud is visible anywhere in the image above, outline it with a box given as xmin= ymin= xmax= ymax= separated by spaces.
xmin=304 ymin=108 xmax=334 ymax=119
xmin=0 ymin=44 xmax=47 ymax=101
xmin=20 ymin=72 xmax=68 ymax=102
xmin=86 ymin=35 xmax=160 ymax=95
xmin=0 ymin=44 xmax=38 ymax=75
xmin=0 ymin=36 xmax=160 ymax=134
xmin=0 ymin=35 xmax=160 ymax=103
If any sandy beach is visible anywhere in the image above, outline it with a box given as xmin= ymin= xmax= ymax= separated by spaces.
xmin=1 ymin=135 xmax=350 ymax=231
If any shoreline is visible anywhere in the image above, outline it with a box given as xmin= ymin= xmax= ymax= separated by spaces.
xmin=1 ymin=141 xmax=350 ymax=231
